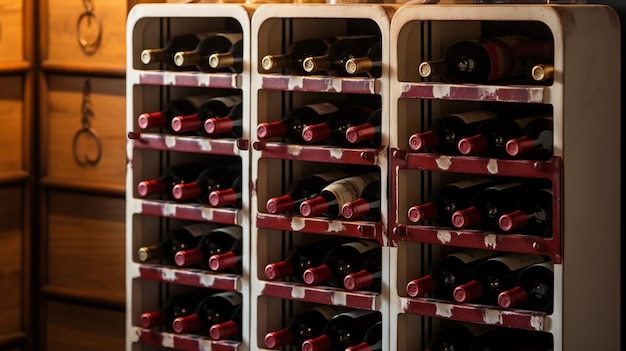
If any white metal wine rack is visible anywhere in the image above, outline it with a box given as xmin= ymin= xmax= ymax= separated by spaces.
xmin=125 ymin=3 xmax=621 ymax=351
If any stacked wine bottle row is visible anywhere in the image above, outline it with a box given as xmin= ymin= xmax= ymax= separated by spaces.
xmin=126 ymin=3 xmax=621 ymax=351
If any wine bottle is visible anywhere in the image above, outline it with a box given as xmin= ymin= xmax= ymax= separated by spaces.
xmin=405 ymin=248 xmax=500 ymax=299
xmin=424 ymin=323 xmax=493 ymax=351
xmin=137 ymin=222 xmax=218 ymax=264
xmin=173 ymin=32 xmax=243 ymax=72
xmin=256 ymin=102 xmax=342 ymax=144
xmin=340 ymin=180 xmax=381 ymax=221
xmin=302 ymin=35 xmax=380 ymax=76
xmin=208 ymin=233 xmax=242 ymax=274
xmin=344 ymin=41 xmax=382 ymax=77
xmin=300 ymin=172 xmax=380 ymax=218
xmin=261 ymin=37 xmax=337 ymax=75
xmin=418 ymin=36 xmax=553 ymax=84
xmin=171 ymin=291 xmax=242 ymax=334
xmin=170 ymin=95 xmax=242 ymax=135
xmin=208 ymin=175 xmax=242 ymax=208
xmin=499 ymin=187 xmax=553 ymax=237
xmin=407 ymin=177 xmax=494 ymax=226
xmin=301 ymin=310 xmax=381 ymax=351
xmin=137 ymin=95 xmax=207 ymax=131
xmin=301 ymin=105 xmax=376 ymax=146
xmin=264 ymin=305 xmax=345 ymax=349
xmin=408 ymin=110 xmax=497 ymax=155
xmin=497 ymin=261 xmax=554 ymax=312
xmin=171 ymin=162 xmax=241 ymax=204
xmin=453 ymin=253 xmax=547 ymax=305
xmin=505 ymin=116 xmax=553 ymax=160
xmin=207 ymin=38 xmax=243 ymax=72
xmin=173 ymin=225 xmax=242 ymax=269
xmin=457 ymin=114 xmax=551 ymax=158
xmin=344 ymin=108 xmax=382 ymax=148
xmin=136 ymin=163 xmax=206 ymax=198
xmin=342 ymin=244 xmax=382 ymax=292
xmin=265 ymin=170 xmax=349 ymax=214
xmin=140 ymin=32 xmax=213 ymax=66
xmin=264 ymin=236 xmax=351 ymax=282
xmin=139 ymin=291 xmax=206 ymax=328
xmin=208 ymin=304 xmax=242 ymax=340
xmin=344 ymin=321 xmax=382 ymax=351
xmin=302 ymin=239 xmax=381 ymax=289
xmin=451 ymin=181 xmax=531 ymax=231
xmin=204 ymin=102 xmax=243 ymax=138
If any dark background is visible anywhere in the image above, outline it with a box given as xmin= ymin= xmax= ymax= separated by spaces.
xmin=587 ymin=0 xmax=624 ymax=344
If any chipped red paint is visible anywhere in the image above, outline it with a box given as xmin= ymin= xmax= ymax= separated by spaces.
xmin=140 ymin=200 xmax=240 ymax=226
xmin=261 ymin=282 xmax=378 ymax=311
xmin=388 ymin=149 xmax=562 ymax=263
xmin=138 ymin=72 xmax=165 ymax=85
xmin=401 ymin=298 xmax=546 ymax=331
xmin=132 ymin=133 xmax=242 ymax=156
xmin=133 ymin=327 xmax=240 ymax=351
xmin=260 ymin=74 xmax=377 ymax=95
xmin=256 ymin=213 xmax=384 ymax=244
xmin=399 ymin=82 xmax=546 ymax=104
xmin=137 ymin=70 xmax=239 ymax=89
xmin=255 ymin=141 xmax=380 ymax=165
xmin=138 ymin=264 xmax=239 ymax=291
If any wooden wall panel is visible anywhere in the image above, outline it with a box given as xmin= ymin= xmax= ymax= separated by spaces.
xmin=0 ymin=0 xmax=24 ymax=63
xmin=44 ymin=301 xmax=125 ymax=351
xmin=45 ymin=191 xmax=125 ymax=305
xmin=0 ymin=76 xmax=24 ymax=176
xmin=0 ymin=186 xmax=23 ymax=336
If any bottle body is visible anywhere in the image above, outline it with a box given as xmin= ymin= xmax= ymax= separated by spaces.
xmin=137 ymin=96 xmax=207 ymax=132
xmin=207 ymin=228 xmax=243 ymax=274
xmin=137 ymin=222 xmax=218 ymax=265
xmin=499 ymin=187 xmax=553 ymax=237
xmin=405 ymin=249 xmax=499 ymax=300
xmin=140 ymin=33 xmax=210 ymax=66
xmin=209 ymin=304 xmax=242 ymax=340
xmin=209 ymin=175 xmax=243 ymax=208
xmin=261 ymin=37 xmax=336 ymax=75
xmin=302 ymin=36 xmax=380 ymax=76
xmin=453 ymin=253 xmax=547 ymax=305
xmin=173 ymin=225 xmax=242 ymax=270
xmin=136 ymin=163 xmax=206 ymax=198
xmin=344 ymin=41 xmax=382 ymax=77
xmin=301 ymin=105 xmax=375 ymax=147
xmin=170 ymin=95 xmax=242 ymax=135
xmin=408 ymin=110 xmax=497 ymax=155
xmin=171 ymin=162 xmax=241 ymax=204
xmin=139 ymin=291 xmax=206 ymax=329
xmin=505 ymin=116 xmax=554 ymax=160
xmin=345 ymin=108 xmax=382 ymax=148
xmin=264 ymin=305 xmax=344 ymax=349
xmin=497 ymin=261 xmax=554 ymax=312
xmin=265 ymin=170 xmax=350 ymax=215
xmin=341 ymin=180 xmax=381 ymax=222
xmin=171 ymin=291 xmax=242 ymax=334
xmin=300 ymin=172 xmax=380 ymax=218
xmin=257 ymin=102 xmax=341 ymax=144
xmin=173 ymin=33 xmax=243 ymax=72
xmin=301 ymin=310 xmax=381 ymax=351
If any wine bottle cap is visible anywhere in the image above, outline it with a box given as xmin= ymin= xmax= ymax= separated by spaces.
xmin=458 ymin=134 xmax=488 ymax=155
xmin=172 ymin=182 xmax=201 ymax=200
xmin=408 ymin=130 xmax=438 ymax=151
xmin=173 ymin=51 xmax=200 ymax=67
xmin=302 ymin=56 xmax=321 ymax=73
xmin=345 ymin=57 xmax=372 ymax=75
xmin=407 ymin=202 xmax=438 ymax=223
xmin=209 ymin=188 xmax=238 ymax=207
xmin=299 ymin=197 xmax=328 ymax=217
xmin=264 ymin=329 xmax=294 ymax=349
xmin=499 ymin=210 xmax=529 ymax=232
xmin=266 ymin=195 xmax=295 ymax=214
xmin=171 ymin=114 xmax=202 ymax=133
xmin=345 ymin=342 xmax=374 ymax=351
xmin=302 ymin=335 xmax=332 ymax=351
xmin=209 ymin=320 xmax=238 ymax=340
xmin=451 ymin=207 xmax=481 ymax=228
xmin=531 ymin=63 xmax=554 ymax=82
xmin=257 ymin=121 xmax=287 ymax=139
xmin=418 ymin=61 xmax=435 ymax=78
xmin=209 ymin=251 xmax=238 ymax=271
xmin=264 ymin=260 xmax=294 ymax=280
xmin=498 ymin=286 xmax=528 ymax=309
xmin=341 ymin=198 xmax=370 ymax=220
xmin=138 ymin=112 xmax=166 ymax=129
xmin=209 ymin=53 xmax=235 ymax=69
xmin=261 ymin=55 xmax=276 ymax=71
xmin=302 ymin=123 xmax=332 ymax=143
xmin=345 ymin=124 xmax=375 ymax=144
xmin=140 ymin=49 xmax=155 ymax=65
xmin=172 ymin=314 xmax=201 ymax=333
xmin=137 ymin=180 xmax=165 ymax=197
xmin=505 ymin=136 xmax=535 ymax=157
xmin=344 ymin=269 xmax=373 ymax=291
xmin=174 ymin=248 xmax=203 ymax=267
xmin=406 ymin=275 xmax=436 ymax=297
xmin=139 ymin=311 xmax=167 ymax=328
xmin=137 ymin=247 xmax=150 ymax=262
xmin=453 ymin=280 xmax=483 ymax=303
xmin=302 ymin=265 xmax=332 ymax=285
xmin=204 ymin=117 xmax=233 ymax=135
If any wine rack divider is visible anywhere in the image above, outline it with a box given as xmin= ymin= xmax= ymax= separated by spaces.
xmin=126 ymin=4 xmax=255 ymax=351
xmin=388 ymin=4 xmax=620 ymax=351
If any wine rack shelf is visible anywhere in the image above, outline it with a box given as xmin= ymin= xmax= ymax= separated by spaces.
xmin=126 ymin=3 xmax=620 ymax=351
